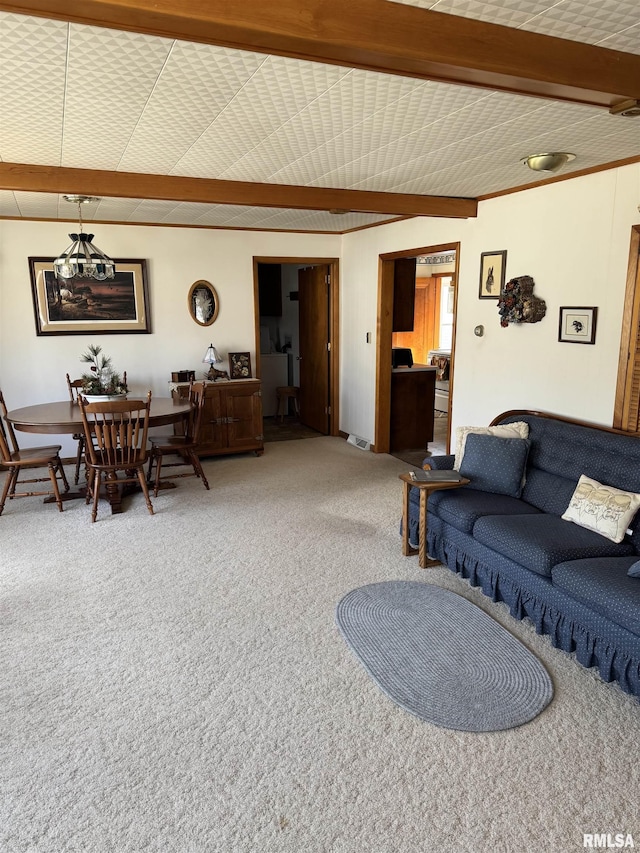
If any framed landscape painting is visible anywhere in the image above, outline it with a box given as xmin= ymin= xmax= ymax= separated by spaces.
xmin=29 ymin=257 xmax=151 ymax=335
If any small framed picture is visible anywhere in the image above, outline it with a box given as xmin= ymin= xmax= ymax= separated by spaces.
xmin=228 ymin=352 xmax=252 ymax=379
xmin=558 ymin=307 xmax=598 ymax=344
xmin=479 ymin=250 xmax=507 ymax=299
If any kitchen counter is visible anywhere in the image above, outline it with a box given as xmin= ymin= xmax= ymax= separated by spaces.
xmin=390 ymin=364 xmax=436 ymax=451
xmin=392 ymin=363 xmax=437 ymax=374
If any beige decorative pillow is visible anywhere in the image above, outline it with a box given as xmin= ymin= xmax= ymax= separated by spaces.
xmin=454 ymin=422 xmax=529 ymax=470
xmin=562 ymin=474 xmax=640 ymax=543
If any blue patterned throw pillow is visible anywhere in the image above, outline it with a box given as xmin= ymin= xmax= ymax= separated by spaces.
xmin=628 ymin=561 xmax=640 ymax=578
xmin=459 ymin=433 xmax=530 ymax=498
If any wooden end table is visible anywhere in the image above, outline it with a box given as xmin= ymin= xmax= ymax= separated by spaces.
xmin=399 ymin=472 xmax=470 ymax=568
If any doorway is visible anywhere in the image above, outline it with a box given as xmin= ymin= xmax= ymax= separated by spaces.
xmin=253 ymin=256 xmax=340 ymax=438
xmin=375 ymin=243 xmax=460 ymax=456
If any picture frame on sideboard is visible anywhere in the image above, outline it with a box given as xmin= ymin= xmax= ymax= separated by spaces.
xmin=228 ymin=352 xmax=252 ymax=379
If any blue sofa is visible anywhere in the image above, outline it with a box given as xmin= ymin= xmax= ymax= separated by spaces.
xmin=406 ymin=410 xmax=640 ymax=700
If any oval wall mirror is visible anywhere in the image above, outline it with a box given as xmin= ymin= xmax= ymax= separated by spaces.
xmin=188 ymin=280 xmax=219 ymax=326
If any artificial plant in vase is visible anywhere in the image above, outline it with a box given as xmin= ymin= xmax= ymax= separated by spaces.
xmin=80 ymin=344 xmax=128 ymax=398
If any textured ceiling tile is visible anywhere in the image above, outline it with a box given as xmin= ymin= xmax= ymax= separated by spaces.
xmin=269 ymin=81 xmax=482 ymax=184
xmin=244 ymin=82 xmax=498 ymax=187
xmin=0 ymin=13 xmax=68 ymax=163
xmin=174 ymin=55 xmax=351 ymax=178
xmin=158 ymin=201 xmax=221 ymax=224
xmin=422 ymin=0 xmax=552 ymax=26
xmin=0 ymin=191 xmax=20 ymax=217
xmin=595 ymin=24 xmax=640 ymax=55
xmin=308 ymin=90 xmax=560 ymax=191
xmin=196 ymin=205 xmax=265 ymax=225
xmin=523 ymin=17 xmax=617 ymax=44
xmin=118 ymin=42 xmax=267 ymax=174
xmin=498 ymin=0 xmax=640 ymax=46
xmin=389 ymin=0 xmax=640 ymax=55
xmin=14 ymin=192 xmax=63 ymax=219
xmin=526 ymin=0 xmax=640 ymax=38
xmin=62 ymin=25 xmax=173 ymax=169
xmin=3 ymin=5 xmax=640 ymax=233
xmin=386 ymin=116 xmax=624 ymax=196
xmin=292 ymin=210 xmax=398 ymax=229
xmin=89 ymin=197 xmax=146 ymax=221
xmin=125 ymin=199 xmax=182 ymax=221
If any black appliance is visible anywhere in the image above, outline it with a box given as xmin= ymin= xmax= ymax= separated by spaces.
xmin=391 ymin=347 xmax=413 ymax=368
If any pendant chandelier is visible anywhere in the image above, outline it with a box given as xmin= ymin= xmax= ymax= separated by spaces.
xmin=54 ymin=195 xmax=116 ymax=281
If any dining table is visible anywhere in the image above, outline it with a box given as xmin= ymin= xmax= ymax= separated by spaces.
xmin=5 ymin=396 xmax=193 ymax=514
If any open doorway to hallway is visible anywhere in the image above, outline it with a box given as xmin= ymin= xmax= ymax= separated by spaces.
xmin=253 ymin=257 xmax=340 ymax=443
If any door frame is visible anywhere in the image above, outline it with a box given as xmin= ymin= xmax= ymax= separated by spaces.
xmin=374 ymin=242 xmax=460 ymax=453
xmin=613 ymin=225 xmax=640 ymax=430
xmin=253 ymin=256 xmax=340 ymax=436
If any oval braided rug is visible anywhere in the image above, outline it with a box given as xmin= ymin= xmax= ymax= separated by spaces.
xmin=336 ymin=581 xmax=553 ymax=731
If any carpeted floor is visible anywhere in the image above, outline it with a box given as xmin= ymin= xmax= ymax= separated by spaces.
xmin=1 ymin=437 xmax=639 ymax=852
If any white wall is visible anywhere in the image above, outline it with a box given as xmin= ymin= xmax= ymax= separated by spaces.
xmin=340 ymin=163 xmax=640 ymax=444
xmin=0 ymin=221 xmax=339 ymax=454
xmin=339 ymin=216 xmax=470 ymax=443
xmin=2 ymin=164 xmax=639 ymax=458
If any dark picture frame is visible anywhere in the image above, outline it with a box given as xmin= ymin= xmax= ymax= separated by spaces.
xmin=29 ymin=257 xmax=151 ymax=335
xmin=558 ymin=306 xmax=598 ymax=344
xmin=188 ymin=279 xmax=219 ymax=327
xmin=479 ymin=250 xmax=507 ymax=299
xmin=228 ymin=352 xmax=252 ymax=379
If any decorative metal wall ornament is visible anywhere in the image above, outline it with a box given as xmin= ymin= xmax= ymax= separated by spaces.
xmin=498 ymin=276 xmax=546 ymax=327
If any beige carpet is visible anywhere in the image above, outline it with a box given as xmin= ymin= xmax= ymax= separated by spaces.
xmin=1 ymin=437 xmax=639 ymax=852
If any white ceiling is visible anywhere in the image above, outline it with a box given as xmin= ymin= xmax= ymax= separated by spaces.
xmin=1 ymin=1 xmax=639 ymax=233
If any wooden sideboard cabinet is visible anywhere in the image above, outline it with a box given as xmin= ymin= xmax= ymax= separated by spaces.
xmin=174 ymin=379 xmax=264 ymax=457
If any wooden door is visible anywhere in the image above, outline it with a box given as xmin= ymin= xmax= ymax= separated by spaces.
xmin=298 ymin=264 xmax=330 ymax=434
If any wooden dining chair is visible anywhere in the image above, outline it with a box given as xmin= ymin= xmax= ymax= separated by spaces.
xmin=78 ymin=391 xmax=154 ymax=522
xmin=146 ymin=381 xmax=210 ymax=497
xmin=0 ymin=390 xmax=70 ymax=516
xmin=66 ymin=373 xmax=86 ymax=484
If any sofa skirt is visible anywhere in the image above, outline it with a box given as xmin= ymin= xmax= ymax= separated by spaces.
xmin=426 ymin=515 xmax=640 ymax=701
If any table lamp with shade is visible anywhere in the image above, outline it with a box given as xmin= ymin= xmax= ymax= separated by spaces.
xmin=202 ymin=343 xmax=226 ymax=380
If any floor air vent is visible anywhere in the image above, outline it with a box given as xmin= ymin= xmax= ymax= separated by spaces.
xmin=347 ymin=434 xmax=371 ymax=451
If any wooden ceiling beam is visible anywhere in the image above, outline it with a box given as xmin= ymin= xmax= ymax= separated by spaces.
xmin=1 ymin=0 xmax=639 ymax=109
xmin=0 ymin=163 xmax=478 ymax=218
